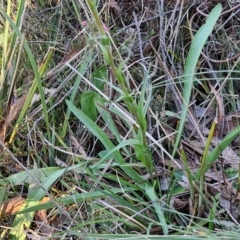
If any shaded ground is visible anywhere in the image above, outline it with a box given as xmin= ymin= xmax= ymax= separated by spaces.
xmin=1 ymin=0 xmax=240 ymax=239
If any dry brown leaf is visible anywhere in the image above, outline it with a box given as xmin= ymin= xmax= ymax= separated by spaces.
xmin=184 ymin=136 xmax=240 ymax=170
xmin=54 ymin=157 xmax=68 ymax=167
xmin=45 ymin=47 xmax=84 ymax=79
xmin=171 ymin=198 xmax=188 ymax=211
xmin=0 ymin=93 xmax=28 ymax=141
xmin=103 ymin=127 xmax=115 ymax=139
xmin=50 ymin=214 xmax=68 ymax=229
xmin=35 ymin=209 xmax=52 ymax=236
xmin=223 ymin=113 xmax=240 ymax=146
xmin=207 ymin=182 xmax=240 ymax=221
xmin=0 ymin=196 xmax=25 ymax=217
xmin=59 ymin=48 xmax=80 ymax=65
xmin=211 ymin=137 xmax=240 ymax=169
xmin=70 ymin=135 xmax=87 ymax=155
xmin=221 ymin=147 xmax=240 ymax=169
xmin=205 ymin=169 xmax=223 ymax=182
xmin=109 ymin=0 xmax=122 ymax=17
xmin=225 ymin=181 xmax=240 ymax=201
xmin=25 ymin=232 xmax=48 ymax=240
xmin=219 ymin=195 xmax=240 ymax=220
xmin=5 ymin=93 xmax=27 ymax=126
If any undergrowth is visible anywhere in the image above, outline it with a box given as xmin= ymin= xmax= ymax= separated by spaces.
xmin=0 ymin=0 xmax=240 ymax=239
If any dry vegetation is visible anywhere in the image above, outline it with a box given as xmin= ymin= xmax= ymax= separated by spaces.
xmin=1 ymin=0 xmax=240 ymax=239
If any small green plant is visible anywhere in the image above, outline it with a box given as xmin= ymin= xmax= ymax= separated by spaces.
xmin=172 ymin=4 xmax=222 ymax=156
xmin=1 ymin=1 xmax=240 ymax=239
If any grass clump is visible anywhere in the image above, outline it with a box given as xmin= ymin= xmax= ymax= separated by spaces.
xmin=0 ymin=1 xmax=240 ymax=239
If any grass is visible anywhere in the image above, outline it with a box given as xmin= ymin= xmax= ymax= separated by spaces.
xmin=1 ymin=0 xmax=240 ymax=239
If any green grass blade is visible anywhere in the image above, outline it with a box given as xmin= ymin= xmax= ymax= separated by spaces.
xmin=195 ymin=125 xmax=240 ymax=180
xmin=198 ymin=118 xmax=216 ymax=206
xmin=172 ymin=4 xmax=222 ymax=156
xmin=0 ymin=0 xmax=11 ymax=86
xmin=9 ymin=0 xmax=26 ymax=52
xmin=68 ymin=235 xmax=219 ymax=240
xmin=145 ymin=183 xmax=168 ymax=235
xmin=61 ymin=52 xmax=92 ymax=138
xmin=0 ymin=184 xmax=6 ymax=211
xmin=17 ymin=188 xmax=126 ymax=214
xmin=66 ymin=100 xmax=143 ymax=182
xmin=0 ymin=7 xmax=52 ymax=144
xmin=3 ymin=167 xmax=60 ymax=186
xmin=92 ymin=139 xmax=141 ymax=169
xmin=9 ymin=48 xmax=53 ymax=143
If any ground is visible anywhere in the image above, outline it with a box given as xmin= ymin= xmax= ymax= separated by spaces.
xmin=0 ymin=0 xmax=240 ymax=239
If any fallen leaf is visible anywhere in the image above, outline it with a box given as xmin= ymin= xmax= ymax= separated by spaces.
xmin=0 ymin=93 xmax=28 ymax=141
xmin=171 ymin=198 xmax=188 ymax=211
xmin=0 ymin=196 xmax=25 ymax=217
xmin=31 ymin=88 xmax=57 ymax=106
xmin=5 ymin=93 xmax=27 ymax=126
xmin=70 ymin=135 xmax=87 ymax=155
xmin=50 ymin=214 xmax=68 ymax=229
xmin=25 ymin=229 xmax=48 ymax=240
xmin=54 ymin=157 xmax=68 ymax=167
xmin=35 ymin=209 xmax=52 ymax=236
xmin=211 ymin=137 xmax=240 ymax=169
xmin=109 ymin=0 xmax=122 ymax=17
xmin=219 ymin=195 xmax=240 ymax=220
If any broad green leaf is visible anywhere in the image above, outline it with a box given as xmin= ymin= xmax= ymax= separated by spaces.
xmin=95 ymin=96 xmax=123 ymax=143
xmin=2 ymin=167 xmax=60 ymax=186
xmin=99 ymin=43 xmax=110 ymax=64
xmin=134 ymin=143 xmax=147 ymax=167
xmin=172 ymin=4 xmax=222 ymax=156
xmin=91 ymin=65 xmax=107 ymax=91
xmin=28 ymin=161 xmax=41 ymax=195
xmin=81 ymin=91 xmax=98 ymax=121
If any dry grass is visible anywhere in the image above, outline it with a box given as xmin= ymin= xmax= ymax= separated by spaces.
xmin=0 ymin=0 xmax=240 ymax=239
